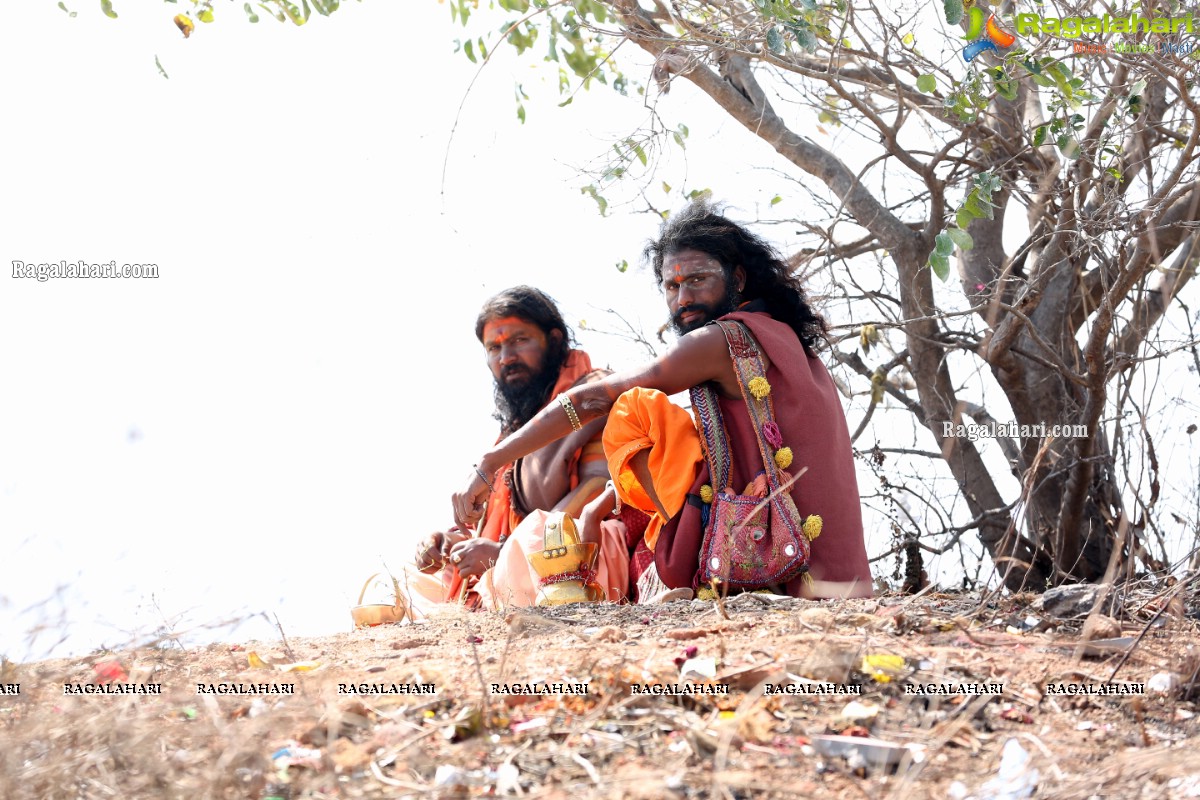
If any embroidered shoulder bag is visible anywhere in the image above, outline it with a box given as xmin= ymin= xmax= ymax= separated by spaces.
xmin=690 ymin=320 xmax=814 ymax=590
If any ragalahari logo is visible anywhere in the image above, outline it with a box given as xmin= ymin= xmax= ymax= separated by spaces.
xmin=962 ymin=6 xmax=1017 ymax=61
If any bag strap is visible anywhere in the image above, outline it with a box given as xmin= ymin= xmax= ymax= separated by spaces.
xmin=712 ymin=320 xmax=793 ymax=494
xmin=689 ymin=381 xmax=731 ymax=491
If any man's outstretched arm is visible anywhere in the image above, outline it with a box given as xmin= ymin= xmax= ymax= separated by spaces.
xmin=453 ymin=325 xmax=731 ymax=528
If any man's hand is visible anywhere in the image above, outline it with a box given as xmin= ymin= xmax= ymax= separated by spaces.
xmin=414 ymin=528 xmax=471 ymax=574
xmin=578 ymin=484 xmax=617 ymax=548
xmin=453 ymin=469 xmax=491 ymax=529
xmin=446 ymin=538 xmax=502 ymax=580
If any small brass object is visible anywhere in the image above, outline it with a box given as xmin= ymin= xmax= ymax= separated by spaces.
xmin=527 ymin=512 xmax=604 ymax=606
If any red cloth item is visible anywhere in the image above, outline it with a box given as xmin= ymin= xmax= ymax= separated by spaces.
xmin=617 ymin=506 xmax=651 ymax=550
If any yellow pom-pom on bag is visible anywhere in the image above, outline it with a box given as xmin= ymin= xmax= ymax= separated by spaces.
xmin=747 ymin=376 xmax=771 ymax=400
xmin=774 ymin=446 xmax=793 ymax=470
xmin=699 ymin=484 xmax=714 ymax=504
xmin=803 ymin=514 xmax=823 ymax=540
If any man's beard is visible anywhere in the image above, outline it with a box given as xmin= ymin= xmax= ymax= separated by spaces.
xmin=494 ymin=343 xmax=570 ymax=434
xmin=670 ymin=285 xmax=739 ymax=335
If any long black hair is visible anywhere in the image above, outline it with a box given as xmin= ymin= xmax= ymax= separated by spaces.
xmin=644 ymin=201 xmax=828 ymax=351
xmin=474 ymin=285 xmax=575 ymax=348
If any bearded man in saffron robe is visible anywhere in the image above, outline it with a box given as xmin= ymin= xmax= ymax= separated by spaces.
xmin=400 ymin=286 xmax=641 ymax=617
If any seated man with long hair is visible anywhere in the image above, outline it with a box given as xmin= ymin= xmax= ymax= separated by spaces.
xmin=401 ymin=286 xmax=646 ymax=616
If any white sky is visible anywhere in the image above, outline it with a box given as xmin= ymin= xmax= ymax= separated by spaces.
xmin=2 ymin=1 xmax=1196 ymax=660
xmin=0 ymin=0 xmax=822 ymax=659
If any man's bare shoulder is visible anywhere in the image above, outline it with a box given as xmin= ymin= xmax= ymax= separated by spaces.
xmin=671 ymin=323 xmax=730 ymax=360
xmin=656 ymin=323 xmax=736 ymax=394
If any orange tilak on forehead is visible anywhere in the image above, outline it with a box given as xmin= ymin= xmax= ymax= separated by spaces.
xmin=668 ymin=261 xmax=723 ymax=284
xmin=482 ymin=316 xmax=529 ymax=344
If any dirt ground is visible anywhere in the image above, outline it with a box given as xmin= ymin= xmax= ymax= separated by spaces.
xmin=3 ymin=589 xmax=1200 ymax=799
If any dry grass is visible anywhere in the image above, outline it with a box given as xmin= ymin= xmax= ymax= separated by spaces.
xmin=3 ymin=588 xmax=1200 ymax=799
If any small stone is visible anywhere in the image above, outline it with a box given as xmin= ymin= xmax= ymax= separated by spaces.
xmin=1037 ymin=584 xmax=1106 ymax=618
xmin=1148 ymin=672 xmax=1180 ymax=696
xmin=589 ymin=626 xmax=625 ymax=643
xmin=798 ymin=607 xmax=835 ymax=629
xmin=1080 ymin=614 xmax=1121 ymax=642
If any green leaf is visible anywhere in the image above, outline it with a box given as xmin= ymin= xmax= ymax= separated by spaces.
xmin=99 ymin=0 xmax=117 ymax=19
xmin=1057 ymin=135 xmax=1080 ymax=160
xmin=800 ymin=0 xmax=817 ymax=9
xmin=581 ymin=185 xmax=608 ymax=216
xmin=671 ymin=131 xmax=685 ymax=149
xmin=615 ymin=258 xmax=629 ymax=273
xmin=947 ymin=228 xmax=974 ymax=251
xmin=974 ymin=171 xmax=1001 ymax=195
xmin=243 ymin=2 xmax=259 ymax=22
xmin=916 ymin=74 xmax=936 ymax=94
xmin=963 ymin=190 xmax=994 ymax=220
xmin=1033 ymin=124 xmax=1048 ymax=147
xmin=58 ymin=2 xmax=78 ymax=17
xmin=277 ymin=0 xmax=307 ymax=25
xmin=956 ymin=209 xmax=974 ymax=231
xmin=929 ymin=252 xmax=951 ymax=281
xmin=934 ymin=232 xmax=955 ymax=257
xmin=632 ymin=141 xmax=647 ymax=167
xmin=770 ymin=195 xmax=783 ymax=206
xmin=791 ymin=26 xmax=817 ymax=52
xmin=154 ymin=54 xmax=168 ymax=79
xmin=516 ymin=103 xmax=526 ymax=123
xmin=901 ymin=32 xmax=915 ymax=47
xmin=1048 ymin=60 xmax=1072 ymax=80
xmin=464 ymin=39 xmax=476 ymax=63
xmin=259 ymin=2 xmax=285 ymax=22
xmin=198 ymin=8 xmax=214 ymax=23
xmin=662 ymin=181 xmax=672 ymax=194
xmin=766 ymin=26 xmax=784 ymax=54
xmin=994 ymin=75 xmax=1018 ymax=101
xmin=943 ymin=0 xmax=964 ymax=25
